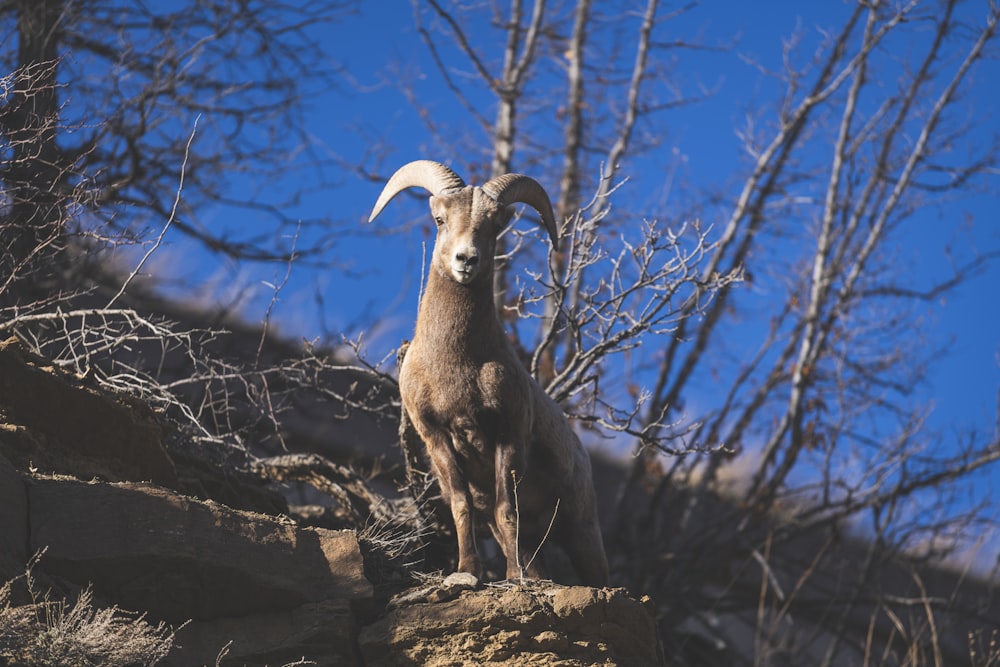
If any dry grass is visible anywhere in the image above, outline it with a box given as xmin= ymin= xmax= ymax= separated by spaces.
xmin=0 ymin=560 xmax=176 ymax=667
xmin=970 ymin=630 xmax=1000 ymax=667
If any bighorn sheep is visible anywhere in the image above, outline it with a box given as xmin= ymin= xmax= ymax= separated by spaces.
xmin=369 ymin=160 xmax=609 ymax=586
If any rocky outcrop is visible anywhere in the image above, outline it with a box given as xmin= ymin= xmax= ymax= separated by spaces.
xmin=0 ymin=455 xmax=373 ymax=666
xmin=1 ymin=459 xmax=666 ymax=666
xmin=360 ymin=582 xmax=665 ymax=666
xmin=0 ymin=337 xmax=179 ymax=489
xmin=27 ymin=479 xmax=370 ymax=622
xmin=0 ymin=452 xmax=28 ymax=581
xmin=0 ymin=335 xmax=666 ymax=666
xmin=2 ymin=450 xmax=666 ymax=666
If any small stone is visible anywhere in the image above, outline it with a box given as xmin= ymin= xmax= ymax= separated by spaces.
xmin=443 ymin=571 xmax=479 ymax=588
xmin=533 ymin=630 xmax=568 ymax=651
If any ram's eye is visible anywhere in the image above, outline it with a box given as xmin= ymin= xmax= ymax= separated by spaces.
xmin=434 ymin=216 xmax=445 ymax=226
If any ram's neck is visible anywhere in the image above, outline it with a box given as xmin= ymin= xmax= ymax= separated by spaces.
xmin=415 ymin=270 xmax=504 ymax=355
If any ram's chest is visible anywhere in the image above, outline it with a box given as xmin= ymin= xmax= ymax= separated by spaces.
xmin=400 ymin=356 xmax=522 ymax=456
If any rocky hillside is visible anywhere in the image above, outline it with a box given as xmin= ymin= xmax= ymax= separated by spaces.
xmin=0 ymin=336 xmax=665 ymax=666
xmin=3 ymin=318 xmax=998 ymax=667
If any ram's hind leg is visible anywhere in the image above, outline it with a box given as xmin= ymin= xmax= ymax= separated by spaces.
xmin=563 ymin=515 xmax=610 ymax=587
xmin=487 ymin=517 xmax=546 ymax=581
xmin=493 ymin=442 xmax=544 ymax=581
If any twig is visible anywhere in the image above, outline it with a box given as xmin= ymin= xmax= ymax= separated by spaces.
xmin=255 ymin=220 xmax=301 ymax=368
xmin=525 ymin=498 xmax=560 ymax=579
xmin=512 ymin=469 xmax=523 ymax=581
xmin=106 ymin=115 xmax=200 ymax=308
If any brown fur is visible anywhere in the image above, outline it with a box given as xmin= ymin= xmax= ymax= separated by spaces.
xmin=395 ymin=185 xmax=609 ymax=586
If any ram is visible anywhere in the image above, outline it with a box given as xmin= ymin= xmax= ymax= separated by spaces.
xmin=369 ymin=160 xmax=609 ymax=586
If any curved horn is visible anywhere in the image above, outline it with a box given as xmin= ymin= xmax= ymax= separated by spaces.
xmin=482 ymin=173 xmax=558 ymax=246
xmin=368 ymin=160 xmax=466 ymax=222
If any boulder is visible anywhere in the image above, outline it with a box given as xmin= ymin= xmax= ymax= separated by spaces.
xmin=19 ymin=474 xmax=372 ymax=666
xmin=359 ymin=582 xmax=665 ymax=666
xmin=0 ymin=453 xmax=27 ymax=582
xmin=174 ymin=598 xmax=360 ymax=667
xmin=0 ymin=338 xmax=179 ymax=489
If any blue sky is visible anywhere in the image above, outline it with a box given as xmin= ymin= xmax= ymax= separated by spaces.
xmin=318 ymin=2 xmax=997 ymax=441
xmin=148 ymin=0 xmax=999 ymax=498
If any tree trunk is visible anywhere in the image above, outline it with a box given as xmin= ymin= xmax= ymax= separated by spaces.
xmin=1 ymin=0 xmax=65 ymax=284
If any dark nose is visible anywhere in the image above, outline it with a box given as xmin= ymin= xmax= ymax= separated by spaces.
xmin=456 ymin=250 xmax=479 ymax=267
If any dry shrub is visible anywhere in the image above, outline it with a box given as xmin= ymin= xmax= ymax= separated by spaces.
xmin=0 ymin=560 xmax=176 ymax=667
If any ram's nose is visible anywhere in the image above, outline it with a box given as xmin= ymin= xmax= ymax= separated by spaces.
xmin=451 ymin=246 xmax=481 ymax=283
xmin=455 ymin=249 xmax=480 ymax=269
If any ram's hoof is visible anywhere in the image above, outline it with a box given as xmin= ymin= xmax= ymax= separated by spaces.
xmin=387 ymin=571 xmax=481 ymax=610
xmin=425 ymin=571 xmax=480 ymax=603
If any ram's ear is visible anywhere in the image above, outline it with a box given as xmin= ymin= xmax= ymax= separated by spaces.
xmin=368 ymin=160 xmax=466 ymax=223
xmin=497 ymin=205 xmax=516 ymax=232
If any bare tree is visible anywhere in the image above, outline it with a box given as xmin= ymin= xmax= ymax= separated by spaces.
xmin=0 ymin=0 xmax=416 ymax=574
xmin=0 ymin=0 xmax=354 ymax=302
xmin=0 ymin=0 xmax=400 ymax=472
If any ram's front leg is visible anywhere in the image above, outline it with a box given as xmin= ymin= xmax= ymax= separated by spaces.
xmin=425 ymin=439 xmax=482 ymax=579
xmin=494 ymin=442 xmax=540 ymax=581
